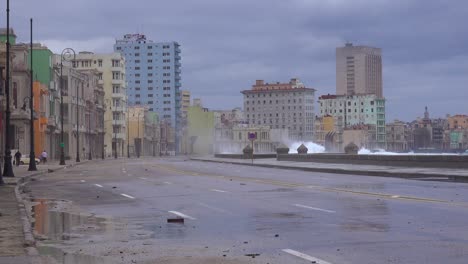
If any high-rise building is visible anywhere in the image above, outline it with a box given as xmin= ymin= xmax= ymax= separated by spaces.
xmin=74 ymin=52 xmax=127 ymax=158
xmin=114 ymin=34 xmax=181 ymax=154
xmin=336 ymin=43 xmax=383 ymax=98
xmin=241 ymin=78 xmax=316 ymax=141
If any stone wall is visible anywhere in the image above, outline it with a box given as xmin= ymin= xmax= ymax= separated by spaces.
xmin=277 ymin=153 xmax=468 ymax=168
xmin=215 ymin=153 xmax=277 ymax=159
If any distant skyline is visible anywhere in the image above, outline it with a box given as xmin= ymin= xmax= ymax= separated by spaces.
xmin=7 ymin=0 xmax=467 ymax=121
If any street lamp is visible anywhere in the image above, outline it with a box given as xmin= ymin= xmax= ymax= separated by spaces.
xmin=28 ymin=18 xmax=37 ymax=171
xmin=75 ymin=77 xmax=82 ymax=163
xmin=59 ymin=47 xmax=76 ymax=165
xmin=135 ymin=112 xmax=141 ymax=158
xmin=3 ymin=0 xmax=14 ymax=177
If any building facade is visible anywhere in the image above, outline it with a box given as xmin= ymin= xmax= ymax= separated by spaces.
xmin=386 ymin=120 xmax=408 ymax=152
xmin=318 ymin=93 xmax=386 ymax=149
xmin=114 ymin=34 xmax=181 ymax=153
xmin=242 ymin=78 xmax=315 ymax=141
xmin=336 ymin=43 xmax=383 ymax=98
xmin=73 ymin=52 xmax=127 ymax=158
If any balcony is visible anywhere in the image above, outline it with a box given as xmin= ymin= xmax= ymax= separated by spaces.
xmin=111 ymin=79 xmax=125 ymax=85
xmin=98 ymin=79 xmax=104 ymax=85
xmin=112 ymin=92 xmax=126 ymax=99
xmin=112 ymin=106 xmax=126 ymax=112
xmin=113 ymin=133 xmax=125 ymax=140
xmin=112 ymin=119 xmax=125 ymax=126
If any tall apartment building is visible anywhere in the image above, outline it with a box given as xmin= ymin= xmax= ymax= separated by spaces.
xmin=114 ymin=34 xmax=182 ymax=153
xmin=336 ymin=43 xmax=383 ymax=98
xmin=73 ymin=52 xmax=127 ymax=158
xmin=318 ymin=94 xmax=386 ymax=148
xmin=241 ymin=78 xmax=316 ymax=141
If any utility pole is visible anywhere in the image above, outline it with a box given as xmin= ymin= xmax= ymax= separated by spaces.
xmin=28 ymin=18 xmax=37 ymax=171
xmin=3 ymin=0 xmax=15 ymax=177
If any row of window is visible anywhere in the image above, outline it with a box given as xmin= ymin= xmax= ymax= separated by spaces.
xmin=247 ymin=112 xmax=304 ymax=118
xmin=246 ymin=98 xmax=303 ymax=105
xmin=246 ymin=105 xmax=303 ymax=111
xmin=245 ymin=92 xmax=310 ymax=98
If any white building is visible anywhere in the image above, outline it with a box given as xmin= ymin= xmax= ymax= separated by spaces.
xmin=242 ymin=78 xmax=316 ymax=141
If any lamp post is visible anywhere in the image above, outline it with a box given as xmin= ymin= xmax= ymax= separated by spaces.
xmin=75 ymin=78 xmax=81 ymax=163
xmin=87 ymin=107 xmax=92 ymax=160
xmin=3 ymin=0 xmax=14 ymax=177
xmin=136 ymin=112 xmax=141 ymax=158
xmin=59 ymin=48 xmax=75 ymax=165
xmin=127 ymin=107 xmax=130 ymax=158
xmin=28 ymin=18 xmax=37 ymax=171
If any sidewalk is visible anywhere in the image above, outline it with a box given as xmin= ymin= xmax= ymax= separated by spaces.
xmin=191 ymin=156 xmax=468 ymax=179
xmin=0 ymin=160 xmax=89 ymax=264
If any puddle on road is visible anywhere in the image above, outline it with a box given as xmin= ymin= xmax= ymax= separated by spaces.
xmin=31 ymin=199 xmax=110 ymax=242
xmin=31 ymin=199 xmax=116 ymax=263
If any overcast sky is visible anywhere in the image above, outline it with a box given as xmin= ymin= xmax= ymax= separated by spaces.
xmin=8 ymin=0 xmax=468 ymax=121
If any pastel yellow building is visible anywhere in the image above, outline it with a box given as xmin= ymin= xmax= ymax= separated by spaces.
xmin=187 ymin=105 xmax=215 ymax=155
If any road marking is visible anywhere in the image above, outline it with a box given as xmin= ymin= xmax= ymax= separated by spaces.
xmin=168 ymin=211 xmax=196 ymax=220
xmin=80 ymin=180 xmax=86 ymax=183
xmin=164 ymin=181 xmax=172 ymax=185
xmin=294 ymin=204 xmax=336 ymax=213
xmin=197 ymin=202 xmax=233 ymax=215
xmin=94 ymin=184 xmax=103 ymax=188
xmin=121 ymin=193 xmax=135 ymax=199
xmin=128 ymin=174 xmax=133 ymax=176
xmin=210 ymin=189 xmax=228 ymax=193
xmin=391 ymin=195 xmax=400 ymax=198
xmin=282 ymin=249 xmax=333 ymax=264
xmin=139 ymin=177 xmax=148 ymax=180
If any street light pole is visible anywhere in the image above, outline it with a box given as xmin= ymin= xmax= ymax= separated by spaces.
xmin=59 ymin=48 xmax=75 ymax=165
xmin=28 ymin=18 xmax=37 ymax=171
xmin=76 ymin=80 xmax=81 ymax=163
xmin=88 ymin=108 xmax=91 ymax=160
xmin=3 ymin=0 xmax=14 ymax=177
xmin=127 ymin=108 xmax=130 ymax=158
xmin=137 ymin=112 xmax=141 ymax=158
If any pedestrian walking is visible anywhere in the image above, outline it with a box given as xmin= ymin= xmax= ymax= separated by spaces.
xmin=41 ymin=150 xmax=48 ymax=164
xmin=14 ymin=150 xmax=21 ymax=166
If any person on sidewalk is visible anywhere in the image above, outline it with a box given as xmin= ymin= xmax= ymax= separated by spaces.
xmin=41 ymin=150 xmax=48 ymax=164
xmin=14 ymin=150 xmax=22 ymax=166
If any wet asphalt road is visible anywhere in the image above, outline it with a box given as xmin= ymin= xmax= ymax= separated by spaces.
xmin=24 ymin=157 xmax=468 ymax=264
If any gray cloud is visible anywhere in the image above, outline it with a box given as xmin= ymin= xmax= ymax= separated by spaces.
xmin=7 ymin=0 xmax=468 ymax=121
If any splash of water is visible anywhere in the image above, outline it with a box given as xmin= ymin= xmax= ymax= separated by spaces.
xmin=289 ymin=142 xmax=326 ymax=154
xmin=358 ymin=147 xmax=459 ymax=155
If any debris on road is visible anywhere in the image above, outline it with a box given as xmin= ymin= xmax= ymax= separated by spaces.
xmin=167 ymin=217 xmax=184 ymax=223
xmin=245 ymin=253 xmax=260 ymax=258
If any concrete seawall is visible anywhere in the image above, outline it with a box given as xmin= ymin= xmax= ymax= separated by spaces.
xmin=215 ymin=153 xmax=277 ymax=159
xmin=277 ymin=154 xmax=468 ymax=168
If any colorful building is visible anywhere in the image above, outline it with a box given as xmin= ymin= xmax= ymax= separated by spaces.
xmin=187 ymin=105 xmax=215 ymax=155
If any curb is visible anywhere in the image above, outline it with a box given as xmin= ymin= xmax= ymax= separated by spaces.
xmin=13 ymin=159 xmax=93 ymax=258
xmin=190 ymin=158 xmax=466 ymax=180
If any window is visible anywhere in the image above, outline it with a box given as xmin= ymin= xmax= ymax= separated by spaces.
xmin=135 ymin=87 xmax=140 ymax=91
xmin=147 ymin=59 xmax=153 ymax=63
xmin=148 ymin=80 xmax=153 ymax=83
xmin=148 ymin=73 xmax=153 ymax=77
xmin=135 ymin=80 xmax=140 ymax=84
xmin=112 ymin=72 xmax=121 ymax=80
xmin=134 ymin=46 xmax=140 ymax=50
xmin=148 ymin=87 xmax=153 ymax=90
xmin=135 ymin=74 xmax=140 ymax=77
xmin=135 ymin=53 xmax=140 ymax=56
xmin=147 ymin=46 xmax=153 ymax=49
xmin=135 ymin=60 xmax=140 ymax=63
xmin=148 ymin=101 xmax=153 ymax=104
xmin=135 ymin=67 xmax=140 ymax=70
xmin=147 ymin=53 xmax=153 ymax=56
xmin=148 ymin=66 xmax=153 ymax=70
xmin=136 ymin=94 xmax=140 ymax=98
xmin=148 ymin=94 xmax=153 ymax=97
xmin=112 ymin=60 xmax=120 ymax=67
